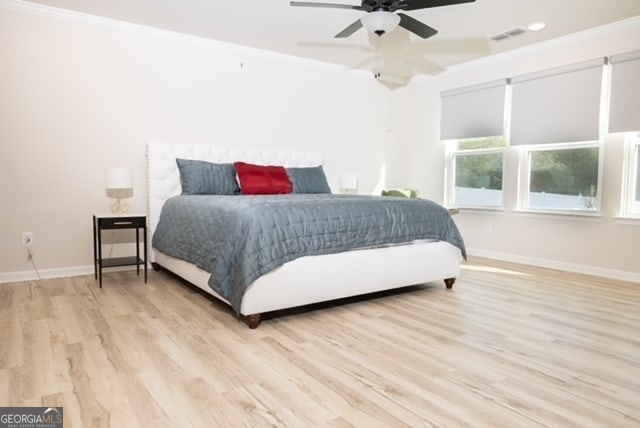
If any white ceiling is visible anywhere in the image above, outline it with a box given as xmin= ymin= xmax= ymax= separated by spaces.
xmin=25 ymin=0 xmax=640 ymax=84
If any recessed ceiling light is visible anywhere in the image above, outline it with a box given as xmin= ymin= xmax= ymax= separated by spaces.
xmin=528 ymin=21 xmax=547 ymax=32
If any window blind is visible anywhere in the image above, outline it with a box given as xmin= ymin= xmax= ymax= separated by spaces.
xmin=440 ymin=79 xmax=508 ymax=140
xmin=510 ymin=58 xmax=605 ymax=146
xmin=609 ymin=50 xmax=640 ymax=133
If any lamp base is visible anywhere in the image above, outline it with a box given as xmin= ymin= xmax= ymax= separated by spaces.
xmin=340 ymin=188 xmax=358 ymax=195
xmin=109 ymin=197 xmax=130 ymax=214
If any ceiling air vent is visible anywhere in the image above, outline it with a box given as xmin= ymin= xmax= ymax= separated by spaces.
xmin=489 ymin=33 xmax=509 ymax=42
xmin=505 ymin=27 xmax=526 ymax=37
xmin=489 ymin=27 xmax=526 ymax=42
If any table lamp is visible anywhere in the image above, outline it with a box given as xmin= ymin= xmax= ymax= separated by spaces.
xmin=340 ymin=174 xmax=358 ymax=195
xmin=105 ymin=168 xmax=133 ymax=214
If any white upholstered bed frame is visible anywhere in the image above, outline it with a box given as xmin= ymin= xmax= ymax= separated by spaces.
xmin=147 ymin=142 xmax=462 ymax=328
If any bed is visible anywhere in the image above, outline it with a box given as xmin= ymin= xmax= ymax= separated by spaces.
xmin=147 ymin=142 xmax=465 ymax=328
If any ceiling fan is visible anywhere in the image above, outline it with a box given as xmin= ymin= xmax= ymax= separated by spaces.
xmin=290 ymin=0 xmax=475 ymax=39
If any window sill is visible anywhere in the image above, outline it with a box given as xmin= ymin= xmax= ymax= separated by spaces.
xmin=614 ymin=216 xmax=640 ymax=225
xmin=449 ymin=206 xmax=505 ymax=214
xmin=512 ymin=209 xmax=602 ymax=222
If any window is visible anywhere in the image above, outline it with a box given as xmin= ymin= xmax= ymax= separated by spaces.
xmin=511 ymin=58 xmax=606 ymax=214
xmin=440 ymin=52 xmax=638 ymax=217
xmin=622 ymin=133 xmax=640 ymax=216
xmin=611 ymin=51 xmax=640 ymax=217
xmin=510 ymin=59 xmax=604 ymax=147
xmin=609 ymin=51 xmax=640 ymax=133
xmin=447 ymin=137 xmax=506 ymax=208
xmin=520 ymin=142 xmax=601 ymax=212
xmin=440 ymin=79 xmax=509 ymax=209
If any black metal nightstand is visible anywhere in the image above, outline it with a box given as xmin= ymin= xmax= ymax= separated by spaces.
xmin=93 ymin=214 xmax=147 ymax=287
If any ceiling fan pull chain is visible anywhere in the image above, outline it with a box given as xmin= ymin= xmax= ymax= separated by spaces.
xmin=375 ymin=36 xmax=381 ymax=78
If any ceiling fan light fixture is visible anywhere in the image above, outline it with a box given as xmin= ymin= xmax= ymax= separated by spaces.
xmin=361 ymin=11 xmax=400 ymax=36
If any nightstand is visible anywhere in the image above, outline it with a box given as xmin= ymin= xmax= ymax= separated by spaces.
xmin=93 ymin=214 xmax=147 ymax=287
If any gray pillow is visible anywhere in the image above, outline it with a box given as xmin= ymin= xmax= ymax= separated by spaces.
xmin=286 ymin=166 xmax=331 ymax=194
xmin=176 ymin=158 xmax=240 ymax=195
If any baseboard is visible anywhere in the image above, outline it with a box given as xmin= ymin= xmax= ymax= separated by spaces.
xmin=467 ymin=247 xmax=640 ymax=284
xmin=0 ymin=265 xmax=139 ymax=284
xmin=4 ymin=251 xmax=638 ymax=285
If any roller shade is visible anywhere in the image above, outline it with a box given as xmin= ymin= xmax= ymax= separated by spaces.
xmin=511 ymin=58 xmax=605 ymax=146
xmin=440 ymin=79 xmax=508 ymax=140
xmin=609 ymin=50 xmax=640 ymax=133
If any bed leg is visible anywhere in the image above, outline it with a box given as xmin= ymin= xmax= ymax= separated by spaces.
xmin=244 ymin=314 xmax=262 ymax=329
xmin=151 ymin=262 xmax=162 ymax=271
xmin=444 ymin=278 xmax=456 ymax=289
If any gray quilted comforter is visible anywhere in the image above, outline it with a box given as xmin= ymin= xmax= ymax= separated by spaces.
xmin=152 ymin=194 xmax=466 ymax=313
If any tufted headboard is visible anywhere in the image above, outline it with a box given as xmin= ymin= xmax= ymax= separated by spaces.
xmin=146 ymin=142 xmax=323 ymax=261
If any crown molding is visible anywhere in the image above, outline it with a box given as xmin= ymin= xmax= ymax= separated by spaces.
xmin=412 ymin=15 xmax=640 ymax=83
xmin=0 ymin=0 xmax=350 ymax=73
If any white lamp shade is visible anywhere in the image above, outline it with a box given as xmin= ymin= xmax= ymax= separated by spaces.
xmin=361 ymin=11 xmax=401 ymax=36
xmin=105 ymin=168 xmax=133 ymax=190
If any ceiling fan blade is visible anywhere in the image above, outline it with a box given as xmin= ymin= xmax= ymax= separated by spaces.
xmin=335 ymin=19 xmax=363 ymax=38
xmin=397 ymin=13 xmax=438 ymax=39
xmin=290 ymin=1 xmax=364 ymax=10
xmin=400 ymin=0 xmax=475 ymax=11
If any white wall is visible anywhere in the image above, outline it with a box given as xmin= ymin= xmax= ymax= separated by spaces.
xmin=3 ymin=1 xmax=638 ymax=283
xmin=391 ymin=18 xmax=640 ymax=281
xmin=0 ymin=2 xmax=392 ymax=280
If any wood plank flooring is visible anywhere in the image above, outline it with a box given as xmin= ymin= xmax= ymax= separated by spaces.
xmin=0 ymin=257 xmax=639 ymax=427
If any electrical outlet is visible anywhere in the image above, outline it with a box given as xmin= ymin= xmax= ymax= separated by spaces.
xmin=22 ymin=232 xmax=33 ymax=247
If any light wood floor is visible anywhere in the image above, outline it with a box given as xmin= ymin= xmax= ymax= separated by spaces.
xmin=1 ymin=258 xmax=639 ymax=427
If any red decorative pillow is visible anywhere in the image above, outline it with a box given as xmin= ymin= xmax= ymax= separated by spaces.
xmin=234 ymin=162 xmax=293 ymax=195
